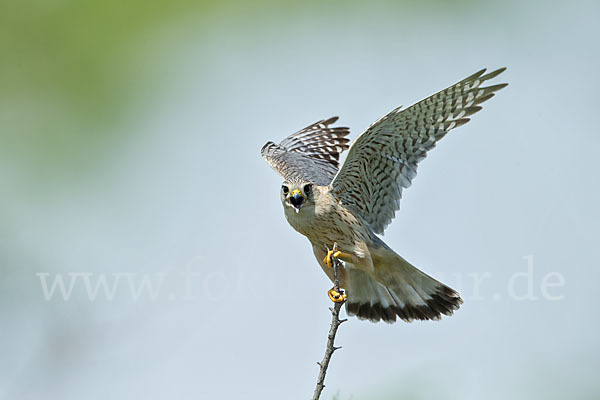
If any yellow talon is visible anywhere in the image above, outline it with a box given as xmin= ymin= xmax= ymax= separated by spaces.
xmin=323 ymin=250 xmax=342 ymax=268
xmin=328 ymin=288 xmax=347 ymax=303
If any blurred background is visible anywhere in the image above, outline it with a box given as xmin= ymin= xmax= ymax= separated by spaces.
xmin=1 ymin=0 xmax=599 ymax=399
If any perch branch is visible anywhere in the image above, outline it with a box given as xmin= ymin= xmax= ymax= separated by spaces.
xmin=312 ymin=243 xmax=347 ymax=400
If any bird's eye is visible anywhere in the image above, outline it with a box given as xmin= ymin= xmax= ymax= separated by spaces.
xmin=282 ymin=185 xmax=289 ymax=195
xmin=304 ymin=184 xmax=313 ymax=195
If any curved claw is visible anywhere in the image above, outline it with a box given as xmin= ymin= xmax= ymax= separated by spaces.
xmin=323 ymin=250 xmax=342 ymax=268
xmin=328 ymin=288 xmax=347 ymax=303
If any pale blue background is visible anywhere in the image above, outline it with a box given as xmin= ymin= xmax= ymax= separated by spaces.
xmin=1 ymin=0 xmax=598 ymax=398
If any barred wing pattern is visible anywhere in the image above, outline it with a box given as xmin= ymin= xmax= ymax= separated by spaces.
xmin=331 ymin=68 xmax=507 ymax=234
xmin=261 ymin=117 xmax=351 ymax=186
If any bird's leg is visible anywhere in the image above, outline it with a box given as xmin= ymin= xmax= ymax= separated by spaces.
xmin=323 ymin=249 xmax=353 ymax=268
xmin=323 ymin=243 xmax=349 ymax=303
xmin=328 ymin=287 xmax=347 ymax=303
xmin=323 ymin=249 xmax=340 ymax=268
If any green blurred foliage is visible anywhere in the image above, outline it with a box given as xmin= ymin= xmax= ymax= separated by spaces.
xmin=1 ymin=0 xmax=217 ymax=170
xmin=1 ymin=0 xmax=219 ymax=110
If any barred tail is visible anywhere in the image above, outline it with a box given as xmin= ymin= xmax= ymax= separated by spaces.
xmin=345 ymin=254 xmax=462 ymax=323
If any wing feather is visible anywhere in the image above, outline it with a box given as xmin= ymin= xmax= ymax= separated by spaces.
xmin=261 ymin=117 xmax=351 ymax=185
xmin=331 ymin=68 xmax=508 ymax=234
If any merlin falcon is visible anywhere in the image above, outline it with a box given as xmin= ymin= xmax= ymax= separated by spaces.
xmin=261 ymin=68 xmax=507 ymax=323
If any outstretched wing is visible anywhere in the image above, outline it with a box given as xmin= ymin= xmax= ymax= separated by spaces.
xmin=331 ymin=68 xmax=508 ymax=234
xmin=261 ymin=117 xmax=351 ymax=185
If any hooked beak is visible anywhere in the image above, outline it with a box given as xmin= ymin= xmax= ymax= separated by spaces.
xmin=289 ymin=189 xmax=304 ymax=213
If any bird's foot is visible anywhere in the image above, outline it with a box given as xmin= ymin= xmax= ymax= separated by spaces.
xmin=328 ymin=287 xmax=347 ymax=303
xmin=323 ymin=249 xmax=342 ymax=268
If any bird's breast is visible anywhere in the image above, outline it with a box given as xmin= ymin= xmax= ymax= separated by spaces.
xmin=283 ymin=195 xmax=368 ymax=251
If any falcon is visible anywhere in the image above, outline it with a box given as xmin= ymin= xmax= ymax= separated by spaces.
xmin=261 ymin=68 xmax=507 ymax=323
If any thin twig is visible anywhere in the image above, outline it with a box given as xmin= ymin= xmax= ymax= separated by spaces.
xmin=312 ymin=243 xmax=347 ymax=400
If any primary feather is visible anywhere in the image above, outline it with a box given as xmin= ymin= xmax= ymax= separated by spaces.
xmin=331 ymin=68 xmax=507 ymax=233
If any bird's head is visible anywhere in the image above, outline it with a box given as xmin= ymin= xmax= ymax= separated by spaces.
xmin=280 ymin=179 xmax=314 ymax=213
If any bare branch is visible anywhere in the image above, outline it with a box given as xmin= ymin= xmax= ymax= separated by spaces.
xmin=312 ymin=243 xmax=346 ymax=400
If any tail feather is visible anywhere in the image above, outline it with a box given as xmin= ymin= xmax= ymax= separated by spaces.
xmin=345 ymin=255 xmax=462 ymax=323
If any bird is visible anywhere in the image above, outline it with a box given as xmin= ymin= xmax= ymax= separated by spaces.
xmin=261 ymin=68 xmax=507 ymax=323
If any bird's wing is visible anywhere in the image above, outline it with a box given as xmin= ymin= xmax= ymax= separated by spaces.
xmin=261 ymin=116 xmax=351 ymax=185
xmin=331 ymin=68 xmax=507 ymax=234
